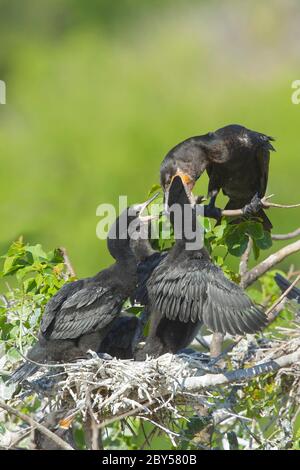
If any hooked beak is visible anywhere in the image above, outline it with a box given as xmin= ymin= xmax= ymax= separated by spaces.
xmin=164 ymin=172 xmax=195 ymax=213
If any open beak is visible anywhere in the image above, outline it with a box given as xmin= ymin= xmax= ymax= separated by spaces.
xmin=164 ymin=172 xmax=195 ymax=213
xmin=138 ymin=192 xmax=160 ymax=222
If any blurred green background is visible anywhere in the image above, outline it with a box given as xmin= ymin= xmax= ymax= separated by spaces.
xmin=0 ymin=0 xmax=299 ymax=277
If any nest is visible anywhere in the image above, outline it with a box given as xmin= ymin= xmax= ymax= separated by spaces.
xmin=2 ymin=320 xmax=299 ymax=450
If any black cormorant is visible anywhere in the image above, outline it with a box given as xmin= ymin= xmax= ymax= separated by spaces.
xmin=160 ymin=124 xmax=275 ymax=230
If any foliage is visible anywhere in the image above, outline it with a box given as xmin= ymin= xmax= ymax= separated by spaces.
xmin=0 ymin=199 xmax=299 ymax=449
xmin=1 ymin=0 xmax=300 ymax=277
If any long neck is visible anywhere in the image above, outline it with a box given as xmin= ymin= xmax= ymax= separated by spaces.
xmin=171 ymin=203 xmax=203 ymax=251
xmin=107 ymin=209 xmax=136 ymax=261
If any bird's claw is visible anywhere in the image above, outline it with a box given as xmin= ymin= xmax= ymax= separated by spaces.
xmin=203 ymin=205 xmax=222 ymax=220
xmin=242 ymin=194 xmax=263 ymax=217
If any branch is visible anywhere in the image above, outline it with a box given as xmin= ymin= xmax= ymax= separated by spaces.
xmin=272 ymin=228 xmax=300 ymax=241
xmin=266 ymin=274 xmax=300 ymax=320
xmin=0 ymin=400 xmax=74 ymax=451
xmin=59 ymin=247 xmax=76 ymax=278
xmin=240 ymin=239 xmax=300 ymax=288
xmin=221 ymin=195 xmax=300 ymax=217
xmin=180 ymin=348 xmax=300 ymax=392
xmin=239 ymin=238 xmax=253 ymax=277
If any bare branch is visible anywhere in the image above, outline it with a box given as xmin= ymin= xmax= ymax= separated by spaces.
xmin=240 ymin=239 xmax=300 ymax=288
xmin=59 ymin=247 xmax=76 ymax=278
xmin=239 ymin=238 xmax=253 ymax=278
xmin=181 ymin=348 xmax=300 ymax=392
xmin=210 ymin=333 xmax=224 ymax=358
xmin=221 ymin=196 xmax=300 ymax=218
xmin=272 ymin=228 xmax=300 ymax=241
xmin=0 ymin=399 xmax=74 ymax=450
xmin=266 ymin=274 xmax=300 ymax=321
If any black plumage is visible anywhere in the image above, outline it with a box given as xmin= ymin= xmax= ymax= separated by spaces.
xmin=160 ymin=124 xmax=275 ymax=230
xmin=137 ymin=175 xmax=268 ymax=359
xmin=97 ymin=314 xmax=141 ymax=359
xmin=207 ymin=124 xmax=275 ymax=230
xmin=275 ymin=274 xmax=300 ymax=304
xmin=9 ymin=197 xmax=155 ymax=383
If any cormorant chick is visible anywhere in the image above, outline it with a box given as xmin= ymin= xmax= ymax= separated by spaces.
xmin=9 ymin=196 xmax=156 ymax=383
xmin=136 ymin=175 xmax=268 ymax=359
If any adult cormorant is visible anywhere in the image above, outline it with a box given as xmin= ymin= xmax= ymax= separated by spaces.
xmin=10 ymin=196 xmax=157 ymax=383
xmin=160 ymin=124 xmax=275 ymax=230
xmin=136 ymin=175 xmax=268 ymax=359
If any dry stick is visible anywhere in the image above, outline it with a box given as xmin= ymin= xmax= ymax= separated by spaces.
xmin=59 ymin=247 xmax=76 ymax=278
xmin=0 ymin=399 xmax=74 ymax=450
xmin=209 ymin=279 xmax=296 ymax=367
xmin=266 ymin=274 xmax=300 ymax=321
xmin=210 ymin=333 xmax=224 ymax=359
xmin=240 ymin=239 xmax=300 ymax=289
xmin=272 ymin=228 xmax=300 ymax=241
xmin=239 ymin=238 xmax=253 ymax=278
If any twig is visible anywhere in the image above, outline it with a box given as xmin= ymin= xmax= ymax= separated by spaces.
xmin=272 ymin=228 xmax=300 ymax=241
xmin=266 ymin=274 xmax=300 ymax=320
xmin=59 ymin=247 xmax=76 ymax=278
xmin=0 ymin=399 xmax=74 ymax=450
xmin=239 ymin=238 xmax=253 ymax=278
xmin=210 ymin=333 xmax=224 ymax=358
xmin=240 ymin=239 xmax=300 ymax=288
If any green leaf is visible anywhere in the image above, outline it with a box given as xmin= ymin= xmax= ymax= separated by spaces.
xmin=256 ymin=231 xmax=273 ymax=250
xmin=252 ymin=239 xmax=261 ymax=260
xmin=7 ymin=347 xmax=22 ymax=363
xmin=25 ymin=244 xmax=48 ymax=261
xmin=244 ymin=221 xmax=264 ymax=240
xmin=2 ymin=256 xmax=20 ymax=275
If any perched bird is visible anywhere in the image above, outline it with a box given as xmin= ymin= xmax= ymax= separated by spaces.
xmin=9 ymin=196 xmax=156 ymax=383
xmin=136 ymin=175 xmax=268 ymax=359
xmin=274 ymin=274 xmax=300 ymax=312
xmin=160 ymin=124 xmax=275 ymax=230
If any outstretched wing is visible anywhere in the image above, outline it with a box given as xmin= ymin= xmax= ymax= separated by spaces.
xmin=41 ymin=279 xmax=124 ymax=340
xmin=148 ymin=259 xmax=267 ymax=335
xmin=135 ymin=251 xmax=168 ymax=305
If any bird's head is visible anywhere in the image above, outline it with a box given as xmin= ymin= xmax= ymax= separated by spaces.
xmin=160 ymin=132 xmax=225 ymax=209
xmin=107 ymin=193 xmax=159 ymax=261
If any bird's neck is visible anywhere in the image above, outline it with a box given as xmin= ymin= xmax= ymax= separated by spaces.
xmin=117 ymin=252 xmax=137 ymax=273
xmin=172 ymin=204 xmax=204 ymax=251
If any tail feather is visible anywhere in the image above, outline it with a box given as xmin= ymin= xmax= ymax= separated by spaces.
xmin=275 ymin=274 xmax=300 ymax=303
xmin=8 ymin=362 xmax=39 ymax=384
xmin=256 ymin=208 xmax=273 ymax=231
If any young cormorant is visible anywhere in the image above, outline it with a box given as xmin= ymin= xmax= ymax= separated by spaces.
xmin=160 ymin=124 xmax=275 ymax=230
xmin=136 ymin=175 xmax=268 ymax=359
xmin=9 ymin=195 xmax=157 ymax=383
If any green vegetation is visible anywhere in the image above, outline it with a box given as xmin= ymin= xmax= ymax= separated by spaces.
xmin=0 ymin=0 xmax=299 ymax=278
xmin=0 ymin=205 xmax=299 ymax=449
xmin=0 ymin=0 xmax=299 ymax=451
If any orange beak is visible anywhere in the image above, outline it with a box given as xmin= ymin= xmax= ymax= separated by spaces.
xmin=165 ymin=170 xmax=195 ymax=211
